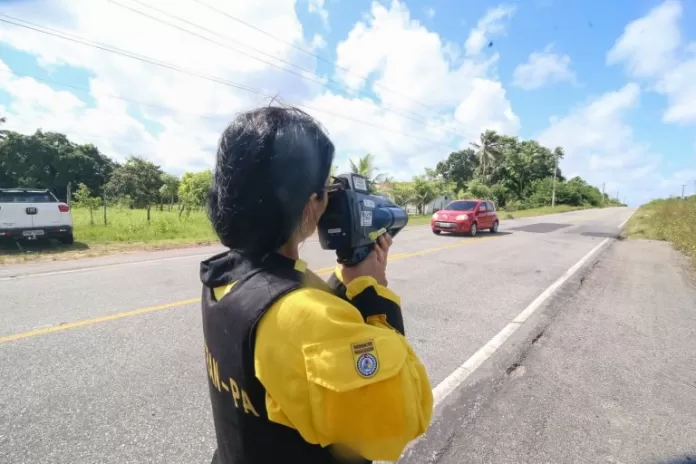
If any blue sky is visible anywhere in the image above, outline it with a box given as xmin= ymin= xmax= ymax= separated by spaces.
xmin=0 ymin=0 xmax=695 ymax=205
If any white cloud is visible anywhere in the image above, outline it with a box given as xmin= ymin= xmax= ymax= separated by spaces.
xmin=0 ymin=0 xmax=519 ymax=183
xmin=0 ymin=0 xmax=321 ymax=173
xmin=310 ymin=0 xmax=519 ymax=177
xmin=607 ymin=0 xmax=696 ymax=125
xmin=538 ymin=83 xmax=690 ymax=205
xmin=424 ymin=7 xmax=436 ymax=19
xmin=307 ymin=0 xmax=329 ymax=30
xmin=512 ymin=44 xmax=576 ymax=90
xmin=606 ymin=0 xmax=682 ymax=78
xmin=464 ymin=4 xmax=516 ymax=57
xmin=309 ymin=33 xmax=327 ymax=50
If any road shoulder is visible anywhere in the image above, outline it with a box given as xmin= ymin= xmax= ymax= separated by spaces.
xmin=425 ymin=239 xmax=696 ymax=464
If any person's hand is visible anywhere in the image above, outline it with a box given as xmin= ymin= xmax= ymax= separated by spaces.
xmin=340 ymin=233 xmax=392 ymax=287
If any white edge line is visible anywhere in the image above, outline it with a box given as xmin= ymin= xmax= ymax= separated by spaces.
xmin=433 ymin=237 xmax=610 ymax=406
xmin=434 ymin=210 xmax=635 ymax=405
xmin=381 ymin=212 xmax=636 ymax=463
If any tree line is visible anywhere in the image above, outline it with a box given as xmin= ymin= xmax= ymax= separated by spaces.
xmin=0 ymin=122 xmax=622 ymax=225
xmin=350 ymin=130 xmax=623 ymax=213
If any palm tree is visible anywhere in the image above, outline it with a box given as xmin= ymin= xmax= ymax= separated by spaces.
xmin=349 ymin=153 xmax=387 ymax=184
xmin=470 ymin=130 xmax=502 ymax=184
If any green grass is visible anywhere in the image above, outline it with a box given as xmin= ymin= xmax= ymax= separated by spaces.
xmin=0 ymin=206 xmax=218 ymax=264
xmin=72 ymin=206 xmax=217 ymax=244
xmin=623 ymin=196 xmax=696 ymax=266
xmin=0 ymin=203 xmax=611 ymax=264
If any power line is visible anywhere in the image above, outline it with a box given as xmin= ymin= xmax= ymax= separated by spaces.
xmin=1 ymin=68 xmax=232 ymax=123
xmin=106 ymin=0 xmax=459 ymax=137
xmin=0 ymin=14 xmax=462 ymax=151
xmin=191 ymin=0 xmax=439 ymax=113
xmin=109 ymin=0 xmax=441 ymax=129
xmin=1 ymin=69 xmax=455 ymax=164
xmin=4 ymin=112 xmax=160 ymax=145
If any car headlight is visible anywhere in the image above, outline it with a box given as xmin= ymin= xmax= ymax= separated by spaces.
xmin=456 ymin=214 xmax=469 ymax=221
xmin=432 ymin=213 xmax=439 ymax=220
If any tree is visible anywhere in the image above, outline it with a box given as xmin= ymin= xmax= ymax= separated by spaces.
xmin=470 ymin=130 xmax=503 ymax=183
xmin=411 ymin=176 xmax=438 ymax=215
xmin=349 ymin=153 xmax=388 ymax=185
xmin=0 ymin=130 xmax=118 ymax=199
xmin=459 ymin=179 xmax=492 ymax=201
xmin=409 ymin=170 xmax=453 ymax=214
xmin=178 ymin=170 xmax=213 ymax=215
xmin=73 ymin=183 xmax=102 ymax=225
xmin=0 ymin=116 xmax=7 ymax=140
xmin=159 ymin=173 xmax=180 ymax=210
xmin=435 ymin=148 xmax=479 ymax=192
xmin=384 ymin=181 xmax=415 ymax=207
xmin=105 ymin=156 xmax=164 ymax=218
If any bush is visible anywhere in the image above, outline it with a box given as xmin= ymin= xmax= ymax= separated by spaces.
xmin=625 ymin=196 xmax=696 ymax=266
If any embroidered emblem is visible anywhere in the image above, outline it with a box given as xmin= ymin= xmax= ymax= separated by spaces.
xmin=352 ymin=340 xmax=379 ymax=378
xmin=356 ymin=353 xmax=378 ymax=377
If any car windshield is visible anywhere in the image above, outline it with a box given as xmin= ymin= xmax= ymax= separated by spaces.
xmin=445 ymin=200 xmax=478 ymax=211
xmin=0 ymin=191 xmax=57 ymax=203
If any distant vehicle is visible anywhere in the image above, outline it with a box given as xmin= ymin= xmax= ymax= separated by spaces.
xmin=431 ymin=199 xmax=499 ymax=237
xmin=0 ymin=188 xmax=74 ymax=244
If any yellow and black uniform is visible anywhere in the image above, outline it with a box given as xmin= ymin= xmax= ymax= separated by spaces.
xmin=200 ymin=250 xmax=433 ymax=464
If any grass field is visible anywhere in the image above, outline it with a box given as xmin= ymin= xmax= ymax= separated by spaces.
xmin=0 ymin=203 xmax=601 ymax=264
xmin=623 ymin=196 xmax=696 ymax=266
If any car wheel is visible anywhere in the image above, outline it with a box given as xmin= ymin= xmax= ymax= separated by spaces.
xmin=469 ymin=222 xmax=478 ymax=237
xmin=490 ymin=220 xmax=499 ymax=233
xmin=432 ymin=229 xmax=441 ymax=235
xmin=60 ymin=233 xmax=74 ymax=245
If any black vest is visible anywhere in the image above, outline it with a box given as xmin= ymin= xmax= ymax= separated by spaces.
xmin=201 ymin=252 xmax=368 ymax=464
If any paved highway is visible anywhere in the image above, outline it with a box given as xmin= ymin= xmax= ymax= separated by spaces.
xmin=0 ymin=208 xmax=646 ymax=464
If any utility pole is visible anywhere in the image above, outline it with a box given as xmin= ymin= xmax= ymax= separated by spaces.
xmin=601 ymin=182 xmax=606 ymax=206
xmin=681 ymin=184 xmax=686 ymax=198
xmin=551 ymin=152 xmax=558 ymax=208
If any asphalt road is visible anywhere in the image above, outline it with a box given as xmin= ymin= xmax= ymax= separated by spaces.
xmin=0 ymin=208 xmax=642 ymax=464
xmin=425 ymin=239 xmax=696 ymax=464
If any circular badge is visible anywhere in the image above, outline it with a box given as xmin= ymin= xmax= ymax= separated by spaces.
xmin=356 ymin=353 xmax=378 ymax=378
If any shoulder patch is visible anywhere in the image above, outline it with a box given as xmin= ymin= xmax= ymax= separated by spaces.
xmin=351 ymin=340 xmax=379 ymax=378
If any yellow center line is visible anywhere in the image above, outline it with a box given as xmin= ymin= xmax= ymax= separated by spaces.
xmin=0 ymin=236 xmax=493 ymax=344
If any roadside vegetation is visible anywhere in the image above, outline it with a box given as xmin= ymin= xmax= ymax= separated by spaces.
xmin=623 ymin=196 xmax=696 ymax=266
xmin=0 ymin=122 xmax=624 ymax=263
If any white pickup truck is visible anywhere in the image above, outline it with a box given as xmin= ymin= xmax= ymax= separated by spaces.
xmin=0 ymin=188 xmax=74 ymax=244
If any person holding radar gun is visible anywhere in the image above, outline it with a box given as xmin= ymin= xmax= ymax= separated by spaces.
xmin=200 ymin=106 xmax=433 ymax=464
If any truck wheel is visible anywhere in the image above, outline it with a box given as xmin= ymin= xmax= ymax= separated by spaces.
xmin=60 ymin=234 xmax=74 ymax=245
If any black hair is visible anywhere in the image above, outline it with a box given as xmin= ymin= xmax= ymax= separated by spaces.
xmin=208 ymin=106 xmax=335 ymax=254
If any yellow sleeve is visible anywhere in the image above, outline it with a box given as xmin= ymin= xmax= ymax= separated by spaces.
xmin=254 ymin=286 xmax=433 ymax=462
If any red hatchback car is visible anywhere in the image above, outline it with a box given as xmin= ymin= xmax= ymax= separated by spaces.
xmin=431 ymin=199 xmax=499 ymax=236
